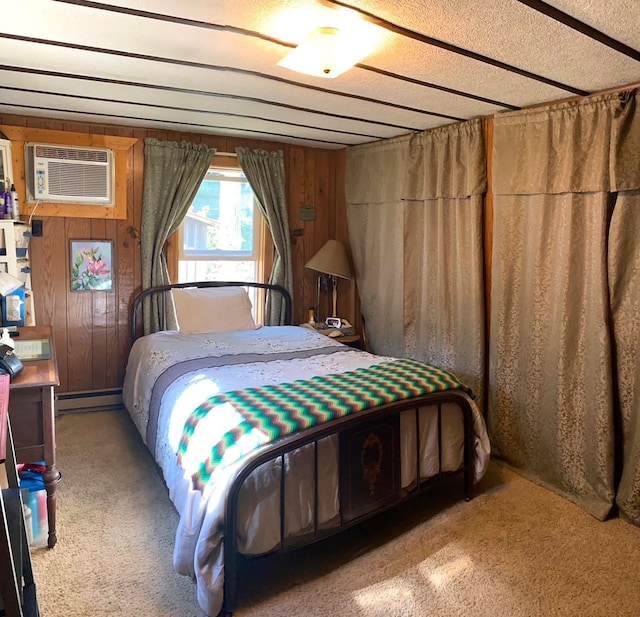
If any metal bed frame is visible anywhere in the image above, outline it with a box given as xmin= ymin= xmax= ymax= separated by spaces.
xmin=129 ymin=281 xmax=475 ymax=617
xmin=130 ymin=280 xmax=292 ymax=342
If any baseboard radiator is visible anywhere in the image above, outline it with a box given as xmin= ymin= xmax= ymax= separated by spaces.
xmin=56 ymin=389 xmax=123 ymax=415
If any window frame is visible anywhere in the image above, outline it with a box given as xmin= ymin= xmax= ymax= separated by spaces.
xmin=179 ymin=167 xmax=259 ymax=261
xmin=167 ymin=154 xmax=273 ymax=322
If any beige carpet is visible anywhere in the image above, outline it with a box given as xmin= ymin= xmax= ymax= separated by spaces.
xmin=31 ymin=410 xmax=640 ymax=617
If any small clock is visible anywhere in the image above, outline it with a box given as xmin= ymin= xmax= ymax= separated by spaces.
xmin=325 ymin=317 xmax=341 ymax=328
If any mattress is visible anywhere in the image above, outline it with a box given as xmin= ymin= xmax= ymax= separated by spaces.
xmin=123 ymin=325 xmax=490 ymax=616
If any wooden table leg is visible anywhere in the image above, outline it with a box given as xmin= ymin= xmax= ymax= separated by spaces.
xmin=43 ymin=465 xmax=60 ymax=548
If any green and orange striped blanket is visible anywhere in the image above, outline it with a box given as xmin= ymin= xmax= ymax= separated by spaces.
xmin=177 ymin=358 xmax=472 ymax=493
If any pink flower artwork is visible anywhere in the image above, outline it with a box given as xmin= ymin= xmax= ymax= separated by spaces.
xmin=70 ymin=241 xmax=113 ymax=291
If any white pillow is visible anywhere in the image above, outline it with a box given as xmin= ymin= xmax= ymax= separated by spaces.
xmin=172 ymin=286 xmax=257 ymax=334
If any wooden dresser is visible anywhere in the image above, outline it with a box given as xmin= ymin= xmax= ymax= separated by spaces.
xmin=8 ymin=325 xmax=60 ymax=549
xmin=1 ymin=372 xmax=40 ymax=616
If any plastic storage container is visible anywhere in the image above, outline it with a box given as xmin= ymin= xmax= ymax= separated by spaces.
xmin=19 ymin=465 xmax=48 ymax=547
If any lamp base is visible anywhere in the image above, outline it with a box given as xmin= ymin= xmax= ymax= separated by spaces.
xmin=331 ymin=274 xmax=338 ymax=318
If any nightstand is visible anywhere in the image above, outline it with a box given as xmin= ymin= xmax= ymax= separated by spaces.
xmin=1 ymin=376 xmax=41 ymax=616
xmin=333 ymin=334 xmax=362 ymax=349
xmin=8 ymin=325 xmax=60 ymax=549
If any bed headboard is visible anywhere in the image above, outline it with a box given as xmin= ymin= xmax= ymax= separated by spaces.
xmin=130 ymin=281 xmax=292 ymax=342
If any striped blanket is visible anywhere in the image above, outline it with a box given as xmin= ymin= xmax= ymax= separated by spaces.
xmin=178 ymin=357 xmax=472 ymax=493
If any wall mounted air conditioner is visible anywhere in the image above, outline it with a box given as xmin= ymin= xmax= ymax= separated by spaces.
xmin=25 ymin=143 xmax=115 ymax=205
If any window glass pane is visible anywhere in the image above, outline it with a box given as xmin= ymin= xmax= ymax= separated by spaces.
xmin=178 ymin=164 xmax=264 ymax=318
xmin=178 ymin=260 xmax=257 ymax=283
xmin=184 ymin=169 xmax=254 ymax=257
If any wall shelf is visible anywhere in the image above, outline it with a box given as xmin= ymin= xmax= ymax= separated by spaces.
xmin=0 ymin=221 xmax=35 ymax=327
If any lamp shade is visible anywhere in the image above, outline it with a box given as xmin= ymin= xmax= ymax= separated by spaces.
xmin=305 ymin=239 xmax=351 ymax=279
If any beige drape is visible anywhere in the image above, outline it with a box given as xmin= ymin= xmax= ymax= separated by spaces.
xmin=346 ymin=121 xmax=486 ymax=406
xmin=346 ymin=135 xmax=411 ymax=357
xmin=403 ymin=120 xmax=486 ymax=407
xmin=609 ymin=193 xmax=640 ymax=526
xmin=609 ymin=91 xmax=640 ymax=526
xmin=490 ymin=91 xmax=640 ymax=521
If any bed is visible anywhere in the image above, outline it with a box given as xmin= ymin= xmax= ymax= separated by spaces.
xmin=123 ymin=281 xmax=490 ymax=617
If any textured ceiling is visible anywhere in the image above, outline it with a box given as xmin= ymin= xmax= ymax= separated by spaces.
xmin=1 ymin=0 xmax=639 ymax=149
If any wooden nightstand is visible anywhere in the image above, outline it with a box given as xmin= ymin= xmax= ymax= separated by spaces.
xmin=333 ymin=334 xmax=362 ymax=349
xmin=8 ymin=325 xmax=60 ymax=549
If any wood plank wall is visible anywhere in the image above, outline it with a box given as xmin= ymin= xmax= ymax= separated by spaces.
xmin=0 ymin=113 xmax=355 ymax=394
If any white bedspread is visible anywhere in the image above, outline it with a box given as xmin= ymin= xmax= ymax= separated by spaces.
xmin=123 ymin=326 xmax=490 ymax=616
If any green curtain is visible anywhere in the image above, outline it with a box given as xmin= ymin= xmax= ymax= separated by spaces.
xmin=141 ymin=138 xmax=216 ymax=335
xmin=236 ymin=148 xmax=292 ymax=325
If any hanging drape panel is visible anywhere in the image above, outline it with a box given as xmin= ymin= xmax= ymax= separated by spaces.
xmin=236 ymin=148 xmax=292 ymax=326
xmin=402 ymin=119 xmax=486 ymax=410
xmin=609 ymin=90 xmax=640 ymax=526
xmin=609 ymin=193 xmax=640 ymax=526
xmin=141 ymin=139 xmax=216 ymax=335
xmin=346 ymin=135 xmax=411 ymax=357
xmin=489 ymin=94 xmax=629 ymax=520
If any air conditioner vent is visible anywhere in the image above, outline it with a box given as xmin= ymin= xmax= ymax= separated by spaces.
xmin=34 ymin=145 xmax=109 ymax=164
xmin=25 ymin=142 xmax=114 ymax=205
xmin=47 ymin=162 xmax=108 ymax=198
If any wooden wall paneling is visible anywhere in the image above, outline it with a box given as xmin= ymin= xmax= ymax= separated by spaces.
xmin=258 ymin=140 xmax=279 ymax=152
xmin=179 ymin=133 xmax=200 ymax=143
xmin=2 ymin=114 xmax=356 ymax=394
xmin=51 ymin=217 xmax=70 ymax=392
xmin=28 ymin=117 xmax=63 ymax=132
xmin=30 ymin=217 xmax=69 ymax=390
xmin=89 ymin=124 xmax=106 ymax=136
xmin=90 ymin=218 xmax=108 ymax=391
xmin=29 ymin=223 xmax=52 ymax=327
xmin=146 ymin=130 xmax=170 ymax=142
xmin=214 ymin=135 xmax=230 ymax=152
xmin=0 ymin=114 xmax=27 ymax=127
xmin=65 ymin=218 xmax=94 ymax=392
xmin=103 ymin=219 xmax=119 ymax=388
xmin=314 ymin=150 xmax=332 ymax=321
xmin=332 ymin=148 xmax=359 ymax=330
xmin=224 ymin=136 xmax=254 ymax=154
xmin=117 ymin=129 xmax=143 ymax=373
xmin=211 ymin=135 xmax=229 ymax=152
xmin=287 ymin=147 xmax=306 ymax=325
xmin=303 ymin=150 xmax=319 ymax=322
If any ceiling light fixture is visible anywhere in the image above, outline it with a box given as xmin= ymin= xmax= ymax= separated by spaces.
xmin=278 ymin=26 xmax=374 ymax=79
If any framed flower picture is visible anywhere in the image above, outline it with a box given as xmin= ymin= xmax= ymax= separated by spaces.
xmin=70 ymin=240 xmax=114 ymax=291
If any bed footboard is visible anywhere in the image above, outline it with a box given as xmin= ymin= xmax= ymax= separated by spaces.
xmin=221 ymin=390 xmax=475 ymax=616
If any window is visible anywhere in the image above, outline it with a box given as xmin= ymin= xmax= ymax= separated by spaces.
xmin=178 ymin=166 xmax=265 ymax=283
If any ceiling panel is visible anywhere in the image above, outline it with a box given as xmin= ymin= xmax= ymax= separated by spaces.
xmin=1 ymin=0 xmax=638 ymax=148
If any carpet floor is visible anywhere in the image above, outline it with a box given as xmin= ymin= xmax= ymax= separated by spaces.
xmin=31 ymin=410 xmax=640 ymax=617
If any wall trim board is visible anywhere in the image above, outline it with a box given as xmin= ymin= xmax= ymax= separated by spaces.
xmin=0 ymin=125 xmax=137 ymax=220
xmin=56 ymin=388 xmax=123 ymax=414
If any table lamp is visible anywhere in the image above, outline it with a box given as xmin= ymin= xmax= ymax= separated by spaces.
xmin=305 ymin=239 xmax=351 ymax=321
